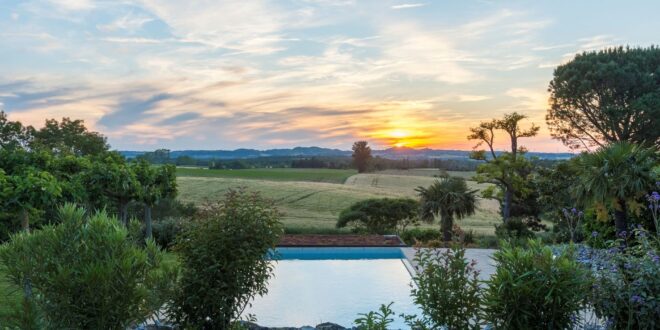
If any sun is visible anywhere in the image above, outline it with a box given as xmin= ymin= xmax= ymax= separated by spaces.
xmin=389 ymin=130 xmax=409 ymax=139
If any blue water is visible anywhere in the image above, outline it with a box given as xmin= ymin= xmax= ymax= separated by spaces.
xmin=244 ymin=248 xmax=420 ymax=329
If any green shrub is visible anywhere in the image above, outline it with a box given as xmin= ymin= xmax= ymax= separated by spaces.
xmin=354 ymin=302 xmax=395 ymax=330
xmin=406 ymin=245 xmax=482 ymax=329
xmin=494 ymin=217 xmax=534 ymax=244
xmin=400 ymin=228 xmax=441 ymax=245
xmin=336 ymin=198 xmax=418 ymax=234
xmin=483 ymin=240 xmax=591 ymax=329
xmin=169 ymin=189 xmax=283 ymax=329
xmin=0 ymin=204 xmax=174 ymax=329
xmin=591 ymin=229 xmax=660 ymax=329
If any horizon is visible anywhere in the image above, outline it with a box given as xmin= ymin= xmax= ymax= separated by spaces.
xmin=1 ymin=1 xmax=659 ymax=152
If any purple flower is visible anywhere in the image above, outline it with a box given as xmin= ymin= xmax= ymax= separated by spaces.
xmin=591 ymin=231 xmax=599 ymax=238
xmin=571 ymin=207 xmax=577 ymax=214
xmin=617 ymin=230 xmax=628 ymax=238
xmin=631 ymin=295 xmax=644 ymax=304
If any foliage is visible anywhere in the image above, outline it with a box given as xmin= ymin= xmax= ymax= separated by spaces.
xmin=590 ymin=229 xmax=660 ymax=329
xmin=469 ymin=112 xmax=539 ymax=221
xmin=336 ymin=198 xmax=418 ymax=234
xmin=483 ymin=240 xmax=591 ymax=330
xmin=352 ymin=141 xmax=372 ymax=173
xmin=494 ymin=217 xmax=535 ymax=245
xmin=0 ymin=111 xmax=31 ymax=150
xmin=133 ymin=160 xmax=177 ymax=238
xmin=2 ymin=167 xmax=62 ymax=232
xmin=83 ymin=153 xmax=139 ymax=224
xmin=534 ymin=160 xmax=580 ymax=219
xmin=561 ymin=207 xmax=584 ymax=242
xmin=354 ymin=302 xmax=395 ymax=330
xmin=647 ymin=184 xmax=660 ymax=235
xmin=547 ymin=46 xmax=660 ymax=150
xmin=29 ymin=117 xmax=109 ymax=156
xmin=400 ymin=228 xmax=442 ymax=246
xmin=416 ymin=177 xmax=478 ymax=241
xmin=574 ymin=142 xmax=657 ymax=237
xmin=0 ymin=204 xmax=173 ymax=329
xmin=169 ymin=189 xmax=283 ymax=329
xmin=406 ymin=245 xmax=483 ymax=330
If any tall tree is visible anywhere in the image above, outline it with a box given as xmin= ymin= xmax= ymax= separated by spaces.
xmin=84 ymin=154 xmax=139 ymax=225
xmin=416 ymin=177 xmax=478 ymax=242
xmin=133 ymin=161 xmax=177 ymax=239
xmin=574 ymin=142 xmax=657 ymax=237
xmin=351 ymin=141 xmax=372 ymax=173
xmin=468 ymin=112 xmax=538 ymax=221
xmin=3 ymin=168 xmax=62 ymax=233
xmin=0 ymin=111 xmax=31 ymax=150
xmin=547 ymin=46 xmax=660 ymax=150
xmin=30 ymin=117 xmax=109 ymax=156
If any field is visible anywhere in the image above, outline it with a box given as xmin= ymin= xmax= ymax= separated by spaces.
xmin=177 ymin=168 xmax=502 ymax=235
xmin=176 ymin=167 xmax=356 ymax=184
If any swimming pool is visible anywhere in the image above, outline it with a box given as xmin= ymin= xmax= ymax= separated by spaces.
xmin=244 ymin=247 xmax=419 ymax=329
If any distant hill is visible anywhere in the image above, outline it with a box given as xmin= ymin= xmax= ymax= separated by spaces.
xmin=120 ymin=146 xmax=574 ymax=160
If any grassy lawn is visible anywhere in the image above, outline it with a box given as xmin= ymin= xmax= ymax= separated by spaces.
xmin=176 ymin=167 xmax=356 ymax=184
xmin=177 ymin=170 xmax=502 ymax=235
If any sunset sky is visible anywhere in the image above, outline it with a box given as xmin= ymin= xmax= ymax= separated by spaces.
xmin=1 ymin=0 xmax=658 ymax=152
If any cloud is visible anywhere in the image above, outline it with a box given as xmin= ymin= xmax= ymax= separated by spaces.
xmin=45 ymin=0 xmax=94 ymax=11
xmin=97 ymin=12 xmax=154 ymax=32
xmin=391 ymin=3 xmax=426 ymax=10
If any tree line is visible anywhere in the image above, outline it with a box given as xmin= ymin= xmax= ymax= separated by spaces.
xmin=0 ymin=112 xmax=176 ymax=241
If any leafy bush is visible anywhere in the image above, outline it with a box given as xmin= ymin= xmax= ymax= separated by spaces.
xmin=406 ymin=245 xmax=482 ymax=329
xmin=400 ymin=228 xmax=441 ymax=246
xmin=336 ymin=198 xmax=418 ymax=234
xmin=494 ymin=217 xmax=535 ymax=243
xmin=0 ymin=204 xmax=174 ymax=329
xmin=354 ymin=302 xmax=395 ymax=330
xmin=483 ymin=240 xmax=591 ymax=329
xmin=590 ymin=229 xmax=660 ymax=329
xmin=169 ymin=189 xmax=283 ymax=329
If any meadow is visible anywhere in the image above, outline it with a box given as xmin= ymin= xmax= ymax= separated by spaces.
xmin=176 ymin=167 xmax=356 ymax=183
xmin=177 ymin=168 xmax=502 ymax=235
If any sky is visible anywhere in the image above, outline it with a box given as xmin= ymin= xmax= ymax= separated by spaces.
xmin=0 ymin=0 xmax=658 ymax=152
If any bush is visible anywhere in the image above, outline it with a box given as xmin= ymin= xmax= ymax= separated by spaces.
xmin=0 ymin=204 xmax=174 ymax=329
xmin=400 ymin=228 xmax=441 ymax=246
xmin=406 ymin=245 xmax=482 ymax=329
xmin=354 ymin=302 xmax=395 ymax=330
xmin=494 ymin=217 xmax=535 ymax=244
xmin=336 ymin=198 xmax=418 ymax=234
xmin=483 ymin=240 xmax=591 ymax=329
xmin=590 ymin=229 xmax=660 ymax=329
xmin=169 ymin=189 xmax=283 ymax=329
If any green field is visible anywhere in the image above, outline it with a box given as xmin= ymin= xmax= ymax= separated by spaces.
xmin=177 ymin=169 xmax=501 ymax=235
xmin=176 ymin=167 xmax=356 ymax=184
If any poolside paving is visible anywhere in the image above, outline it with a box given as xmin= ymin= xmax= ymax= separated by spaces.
xmin=278 ymin=234 xmax=405 ymax=247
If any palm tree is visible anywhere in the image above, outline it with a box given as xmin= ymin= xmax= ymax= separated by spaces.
xmin=416 ymin=177 xmax=478 ymax=242
xmin=575 ymin=142 xmax=657 ymax=237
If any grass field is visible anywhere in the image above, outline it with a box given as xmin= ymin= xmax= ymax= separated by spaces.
xmin=176 ymin=167 xmax=356 ymax=184
xmin=177 ymin=169 xmax=501 ymax=235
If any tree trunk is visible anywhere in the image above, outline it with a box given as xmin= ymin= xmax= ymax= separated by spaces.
xmin=441 ymin=213 xmax=453 ymax=242
xmin=145 ymin=205 xmax=153 ymax=239
xmin=614 ymin=198 xmax=628 ymax=239
xmin=20 ymin=209 xmax=29 ymax=233
xmin=503 ymin=187 xmax=513 ymax=222
xmin=119 ymin=202 xmax=129 ymax=226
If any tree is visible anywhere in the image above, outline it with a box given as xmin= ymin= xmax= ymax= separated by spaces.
xmin=352 ymin=141 xmax=372 ymax=173
xmin=0 ymin=111 xmax=31 ymax=150
xmin=84 ymin=153 xmax=139 ymax=225
xmin=547 ymin=46 xmax=660 ymax=150
xmin=468 ymin=112 xmax=538 ymax=220
xmin=336 ymin=198 xmax=419 ymax=234
xmin=574 ymin=142 xmax=657 ymax=237
xmin=133 ymin=160 xmax=177 ymax=239
xmin=0 ymin=204 xmax=174 ymax=329
xmin=170 ymin=189 xmax=283 ymax=329
xmin=416 ymin=177 xmax=478 ymax=242
xmin=30 ymin=117 xmax=109 ymax=156
xmin=4 ymin=167 xmax=62 ymax=233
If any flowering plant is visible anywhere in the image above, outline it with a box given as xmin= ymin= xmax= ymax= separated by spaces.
xmin=646 ymin=182 xmax=659 ymax=235
xmin=590 ymin=228 xmax=660 ymax=329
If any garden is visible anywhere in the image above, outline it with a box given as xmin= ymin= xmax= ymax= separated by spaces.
xmin=0 ymin=48 xmax=659 ymax=329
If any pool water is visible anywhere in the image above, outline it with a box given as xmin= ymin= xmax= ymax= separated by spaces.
xmin=244 ymin=248 xmax=420 ymax=329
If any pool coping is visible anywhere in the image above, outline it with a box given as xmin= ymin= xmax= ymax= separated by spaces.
xmin=277 ymin=234 xmax=407 ymax=247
